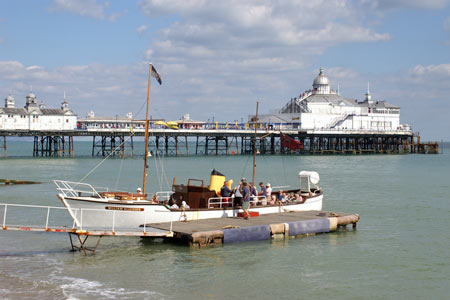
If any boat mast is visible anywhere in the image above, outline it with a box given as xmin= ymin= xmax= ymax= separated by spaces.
xmin=252 ymin=101 xmax=259 ymax=186
xmin=143 ymin=63 xmax=152 ymax=195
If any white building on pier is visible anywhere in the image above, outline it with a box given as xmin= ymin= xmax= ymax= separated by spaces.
xmin=256 ymin=68 xmax=405 ymax=131
xmin=0 ymin=90 xmax=77 ymax=131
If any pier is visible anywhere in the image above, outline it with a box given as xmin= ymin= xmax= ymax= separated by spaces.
xmin=0 ymin=121 xmax=437 ymax=157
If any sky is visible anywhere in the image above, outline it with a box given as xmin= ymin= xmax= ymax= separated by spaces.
xmin=0 ymin=0 xmax=449 ymax=140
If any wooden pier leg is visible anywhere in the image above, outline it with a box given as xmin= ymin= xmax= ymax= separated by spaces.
xmin=165 ymin=136 xmax=168 ymax=156
xmin=215 ymin=137 xmax=218 ymax=155
xmin=196 ymin=136 xmax=199 ymax=155
xmin=225 ymin=137 xmax=229 ymax=155
xmin=1 ymin=136 xmax=6 ymax=157
xmin=92 ymin=136 xmax=96 ymax=156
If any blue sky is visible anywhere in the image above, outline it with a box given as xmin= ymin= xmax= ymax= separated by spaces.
xmin=0 ymin=0 xmax=449 ymax=140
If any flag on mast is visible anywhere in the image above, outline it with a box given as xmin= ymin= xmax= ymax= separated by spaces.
xmin=280 ymin=132 xmax=304 ymax=150
xmin=151 ymin=65 xmax=162 ymax=85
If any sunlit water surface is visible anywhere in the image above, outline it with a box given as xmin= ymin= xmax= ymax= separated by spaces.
xmin=0 ymin=142 xmax=449 ymax=299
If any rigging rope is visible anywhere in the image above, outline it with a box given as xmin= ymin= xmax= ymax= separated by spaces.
xmin=78 ymin=98 xmax=147 ymax=186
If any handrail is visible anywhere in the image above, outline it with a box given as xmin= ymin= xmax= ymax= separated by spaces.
xmin=250 ymin=195 xmax=267 ymax=206
xmin=54 ymin=180 xmax=106 ymax=199
xmin=207 ymin=195 xmax=269 ymax=208
xmin=207 ymin=197 xmax=234 ymax=209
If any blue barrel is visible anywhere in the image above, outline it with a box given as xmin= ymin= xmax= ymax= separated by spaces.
xmin=223 ymin=225 xmax=271 ymax=243
xmin=288 ymin=219 xmax=330 ymax=236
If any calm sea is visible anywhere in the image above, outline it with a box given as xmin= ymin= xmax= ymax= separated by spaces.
xmin=0 ymin=141 xmax=449 ymax=299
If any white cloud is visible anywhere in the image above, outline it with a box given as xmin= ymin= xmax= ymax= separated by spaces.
xmin=137 ymin=25 xmax=149 ymax=35
xmin=109 ymin=12 xmax=122 ymax=22
xmin=135 ymin=0 xmax=392 ymax=118
xmin=357 ymin=0 xmax=450 ymax=11
xmin=52 ymin=0 xmax=109 ymax=20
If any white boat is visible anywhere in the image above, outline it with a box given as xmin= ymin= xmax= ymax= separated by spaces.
xmin=54 ymin=64 xmax=323 ymax=229
xmin=54 ymin=171 xmax=322 ymax=228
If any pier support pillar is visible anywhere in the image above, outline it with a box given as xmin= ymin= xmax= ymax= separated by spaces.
xmin=33 ymin=135 xmax=74 ymax=157
xmin=0 ymin=136 xmax=6 ymax=157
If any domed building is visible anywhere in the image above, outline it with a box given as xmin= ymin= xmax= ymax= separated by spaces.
xmin=256 ymin=68 xmax=402 ymax=131
xmin=0 ymin=90 xmax=77 ymax=130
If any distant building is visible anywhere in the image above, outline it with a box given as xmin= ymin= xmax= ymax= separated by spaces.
xmin=255 ymin=68 xmax=404 ymax=131
xmin=0 ymin=90 xmax=77 ymax=130
xmin=174 ymin=114 xmax=205 ymax=129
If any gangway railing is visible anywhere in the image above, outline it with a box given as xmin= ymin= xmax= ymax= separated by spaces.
xmin=0 ymin=202 xmax=173 ymax=234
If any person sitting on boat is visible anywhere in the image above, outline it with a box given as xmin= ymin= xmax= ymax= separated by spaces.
xmin=181 ymin=201 xmax=190 ymax=209
xmin=269 ymin=195 xmax=276 ymax=205
xmin=250 ymin=183 xmax=258 ymax=206
xmin=169 ymin=199 xmax=179 ymax=209
xmin=137 ymin=187 xmax=143 ymax=194
xmin=242 ymin=181 xmax=250 ymax=219
xmin=258 ymin=182 xmax=267 ymax=205
xmin=278 ymin=190 xmax=284 ymax=202
xmin=220 ymin=181 xmax=231 ymax=207
xmin=266 ymin=183 xmax=272 ymax=198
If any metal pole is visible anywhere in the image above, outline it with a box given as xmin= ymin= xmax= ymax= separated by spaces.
xmin=2 ymin=204 xmax=7 ymax=228
xmin=45 ymin=207 xmax=50 ymax=230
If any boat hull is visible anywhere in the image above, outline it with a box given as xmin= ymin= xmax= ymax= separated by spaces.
xmin=59 ymin=194 xmax=323 ymax=229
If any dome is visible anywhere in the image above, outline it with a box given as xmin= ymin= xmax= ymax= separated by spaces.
xmin=313 ymin=68 xmax=329 ymax=87
xmin=5 ymin=95 xmax=14 ymax=101
xmin=27 ymin=91 xmax=36 ymax=100
xmin=312 ymin=68 xmax=331 ymax=94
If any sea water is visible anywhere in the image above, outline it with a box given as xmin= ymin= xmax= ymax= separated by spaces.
xmin=0 ymin=141 xmax=449 ymax=299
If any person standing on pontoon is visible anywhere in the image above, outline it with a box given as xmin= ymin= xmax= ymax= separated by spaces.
xmin=242 ymin=181 xmax=250 ymax=219
xmin=233 ymin=181 xmax=243 ymax=207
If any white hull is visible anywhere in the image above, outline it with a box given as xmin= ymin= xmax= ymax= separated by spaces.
xmin=59 ymin=194 xmax=323 ymax=229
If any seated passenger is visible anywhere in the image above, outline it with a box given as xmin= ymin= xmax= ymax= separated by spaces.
xmin=169 ymin=199 xmax=179 ymax=209
xmin=181 ymin=201 xmax=190 ymax=209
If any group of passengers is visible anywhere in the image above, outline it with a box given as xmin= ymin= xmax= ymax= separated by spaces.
xmin=219 ymin=179 xmax=302 ymax=208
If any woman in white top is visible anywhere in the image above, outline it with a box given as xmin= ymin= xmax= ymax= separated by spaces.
xmin=266 ymin=183 xmax=272 ymax=200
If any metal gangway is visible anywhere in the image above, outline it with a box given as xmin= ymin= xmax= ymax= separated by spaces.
xmin=0 ymin=203 xmax=173 ymax=255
